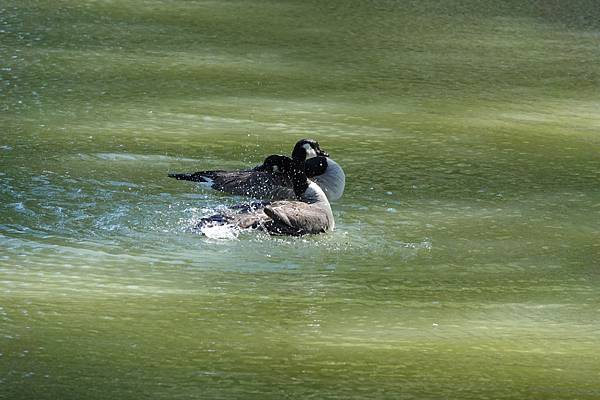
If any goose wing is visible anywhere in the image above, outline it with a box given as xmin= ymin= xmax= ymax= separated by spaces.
xmin=169 ymin=169 xmax=295 ymax=200
xmin=197 ymin=201 xmax=271 ymax=231
xmin=263 ymin=201 xmax=332 ymax=235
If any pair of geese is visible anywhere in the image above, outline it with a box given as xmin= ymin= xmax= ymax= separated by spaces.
xmin=169 ymin=139 xmax=345 ymax=236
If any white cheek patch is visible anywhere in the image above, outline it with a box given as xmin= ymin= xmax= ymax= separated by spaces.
xmin=303 ymin=143 xmax=318 ymax=159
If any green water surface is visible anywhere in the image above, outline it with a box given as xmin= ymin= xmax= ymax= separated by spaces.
xmin=1 ymin=1 xmax=600 ymax=399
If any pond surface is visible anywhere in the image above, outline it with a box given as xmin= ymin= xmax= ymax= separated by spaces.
xmin=1 ymin=1 xmax=600 ymax=398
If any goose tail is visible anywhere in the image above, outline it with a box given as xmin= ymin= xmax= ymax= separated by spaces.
xmin=168 ymin=171 xmax=219 ymax=184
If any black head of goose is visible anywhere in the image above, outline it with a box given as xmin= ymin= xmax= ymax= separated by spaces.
xmin=168 ymin=138 xmax=345 ymax=201
xmin=290 ymin=138 xmax=328 ymax=161
xmin=197 ymin=155 xmax=334 ymax=236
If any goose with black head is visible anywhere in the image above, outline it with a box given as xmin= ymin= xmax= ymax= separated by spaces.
xmin=197 ymin=155 xmax=334 ymax=236
xmin=169 ymin=139 xmax=345 ymax=201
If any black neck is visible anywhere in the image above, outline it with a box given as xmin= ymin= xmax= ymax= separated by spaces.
xmin=290 ymin=160 xmax=309 ymax=198
xmin=291 ymin=144 xmax=306 ymax=162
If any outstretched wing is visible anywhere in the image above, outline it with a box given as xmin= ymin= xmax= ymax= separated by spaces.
xmin=212 ymin=171 xmax=294 ymax=199
xmin=169 ymin=169 xmax=295 ymax=200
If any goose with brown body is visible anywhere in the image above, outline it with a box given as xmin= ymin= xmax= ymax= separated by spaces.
xmin=197 ymin=155 xmax=334 ymax=236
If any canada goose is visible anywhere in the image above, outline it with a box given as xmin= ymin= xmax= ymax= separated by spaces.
xmin=169 ymin=139 xmax=345 ymax=201
xmin=197 ymin=155 xmax=334 ymax=236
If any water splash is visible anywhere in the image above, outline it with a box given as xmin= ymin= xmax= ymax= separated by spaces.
xmin=199 ymin=224 xmax=240 ymax=240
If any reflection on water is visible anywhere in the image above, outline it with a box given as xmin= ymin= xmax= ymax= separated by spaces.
xmin=2 ymin=0 xmax=600 ymax=399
